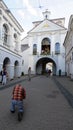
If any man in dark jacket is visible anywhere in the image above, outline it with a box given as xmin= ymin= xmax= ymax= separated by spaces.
xmin=28 ymin=67 xmax=31 ymax=81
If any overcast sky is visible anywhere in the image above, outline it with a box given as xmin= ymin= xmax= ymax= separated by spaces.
xmin=3 ymin=0 xmax=73 ymax=38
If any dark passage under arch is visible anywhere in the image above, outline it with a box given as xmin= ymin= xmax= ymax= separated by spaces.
xmin=36 ymin=57 xmax=56 ymax=75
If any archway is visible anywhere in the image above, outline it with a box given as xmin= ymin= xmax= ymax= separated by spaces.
xmin=36 ymin=57 xmax=56 ymax=75
xmin=3 ymin=57 xmax=11 ymax=78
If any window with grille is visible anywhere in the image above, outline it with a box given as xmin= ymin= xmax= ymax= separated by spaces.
xmin=33 ymin=44 xmax=37 ymax=55
xmin=55 ymin=42 xmax=60 ymax=54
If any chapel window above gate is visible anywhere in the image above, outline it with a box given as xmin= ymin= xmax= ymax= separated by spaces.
xmin=41 ymin=38 xmax=51 ymax=55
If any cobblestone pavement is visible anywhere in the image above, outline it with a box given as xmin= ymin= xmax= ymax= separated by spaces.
xmin=0 ymin=75 xmax=73 ymax=130
xmin=53 ymin=76 xmax=73 ymax=95
xmin=53 ymin=76 xmax=73 ymax=108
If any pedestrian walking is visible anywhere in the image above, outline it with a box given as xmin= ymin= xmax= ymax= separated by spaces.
xmin=46 ymin=68 xmax=49 ymax=77
xmin=48 ymin=69 xmax=51 ymax=76
xmin=28 ymin=67 xmax=31 ymax=81
xmin=10 ymin=84 xmax=26 ymax=121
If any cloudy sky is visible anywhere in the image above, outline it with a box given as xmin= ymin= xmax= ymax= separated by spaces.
xmin=3 ymin=0 xmax=73 ymax=38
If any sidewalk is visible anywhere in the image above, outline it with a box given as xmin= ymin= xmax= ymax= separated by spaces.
xmin=54 ymin=76 xmax=73 ymax=95
xmin=0 ymin=75 xmax=73 ymax=92
xmin=0 ymin=75 xmax=28 ymax=90
xmin=53 ymin=76 xmax=73 ymax=108
xmin=0 ymin=74 xmax=37 ymax=90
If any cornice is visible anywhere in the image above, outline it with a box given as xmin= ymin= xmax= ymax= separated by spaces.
xmin=0 ymin=0 xmax=24 ymax=32
xmin=0 ymin=44 xmax=22 ymax=57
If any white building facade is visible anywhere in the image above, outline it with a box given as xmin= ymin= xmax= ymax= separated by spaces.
xmin=64 ymin=15 xmax=73 ymax=79
xmin=0 ymin=0 xmax=24 ymax=80
xmin=22 ymin=10 xmax=67 ymax=76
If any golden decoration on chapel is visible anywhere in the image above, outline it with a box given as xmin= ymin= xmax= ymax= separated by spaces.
xmin=43 ymin=24 xmax=49 ymax=28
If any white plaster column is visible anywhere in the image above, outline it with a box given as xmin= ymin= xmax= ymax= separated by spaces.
xmin=51 ymin=33 xmax=55 ymax=55
xmin=18 ymin=35 xmax=21 ymax=52
xmin=0 ymin=17 xmax=3 ymax=45
xmin=9 ymin=27 xmax=14 ymax=51
xmin=14 ymin=34 xmax=21 ymax=53
xmin=10 ymin=65 xmax=14 ymax=79
xmin=37 ymin=35 xmax=42 ymax=55
xmin=15 ymin=65 xmax=21 ymax=77
xmin=15 ymin=42 xmax=19 ymax=52
xmin=18 ymin=65 xmax=22 ymax=77
xmin=6 ymin=64 xmax=14 ymax=80
xmin=29 ymin=36 xmax=33 ymax=55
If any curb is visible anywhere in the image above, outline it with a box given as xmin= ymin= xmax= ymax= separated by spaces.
xmin=0 ymin=75 xmax=37 ymax=91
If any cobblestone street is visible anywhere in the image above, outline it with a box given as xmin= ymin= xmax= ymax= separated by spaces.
xmin=0 ymin=75 xmax=73 ymax=130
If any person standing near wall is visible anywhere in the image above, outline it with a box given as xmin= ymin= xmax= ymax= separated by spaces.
xmin=2 ymin=68 xmax=8 ymax=85
xmin=28 ymin=67 xmax=31 ymax=81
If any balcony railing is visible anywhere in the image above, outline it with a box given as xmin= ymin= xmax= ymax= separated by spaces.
xmin=41 ymin=51 xmax=50 ymax=55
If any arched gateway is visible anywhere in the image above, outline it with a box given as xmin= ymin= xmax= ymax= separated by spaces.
xmin=36 ymin=57 xmax=56 ymax=75
xmin=21 ymin=10 xmax=67 ymax=76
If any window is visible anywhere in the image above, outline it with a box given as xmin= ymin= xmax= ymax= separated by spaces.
xmin=33 ymin=44 xmax=37 ymax=55
xmin=14 ymin=33 xmax=17 ymax=39
xmin=41 ymin=38 xmax=51 ymax=55
xmin=55 ymin=42 xmax=60 ymax=54
xmin=2 ymin=24 xmax=8 ymax=45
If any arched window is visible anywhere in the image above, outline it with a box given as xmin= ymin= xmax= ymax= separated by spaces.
xmin=55 ymin=42 xmax=60 ymax=54
xmin=33 ymin=44 xmax=37 ymax=55
xmin=14 ymin=33 xmax=18 ymax=51
xmin=41 ymin=38 xmax=51 ymax=55
xmin=2 ymin=24 xmax=8 ymax=45
xmin=14 ymin=33 xmax=17 ymax=39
